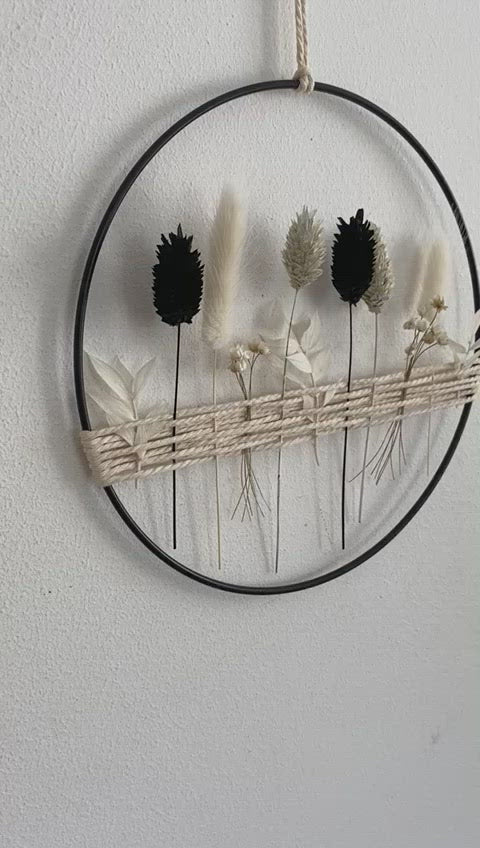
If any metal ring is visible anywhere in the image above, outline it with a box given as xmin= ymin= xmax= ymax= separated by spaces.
xmin=73 ymin=80 xmax=479 ymax=595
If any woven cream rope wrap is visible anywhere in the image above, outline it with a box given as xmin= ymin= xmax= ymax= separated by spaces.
xmin=80 ymin=361 xmax=480 ymax=487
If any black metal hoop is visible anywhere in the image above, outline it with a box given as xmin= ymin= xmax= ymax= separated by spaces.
xmin=73 ymin=79 xmax=479 ymax=595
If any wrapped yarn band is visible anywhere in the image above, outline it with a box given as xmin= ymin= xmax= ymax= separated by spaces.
xmin=81 ymin=361 xmax=480 ymax=487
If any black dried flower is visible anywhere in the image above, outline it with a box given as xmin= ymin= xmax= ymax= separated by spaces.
xmin=331 ymin=208 xmax=375 ymax=305
xmin=152 ymin=224 xmax=204 ymax=326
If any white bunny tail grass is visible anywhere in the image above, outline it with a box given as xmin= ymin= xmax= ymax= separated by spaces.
xmin=202 ymin=187 xmax=246 ymax=570
xmin=419 ymin=241 xmax=450 ymax=318
xmin=202 ymin=186 xmax=247 ymax=351
xmin=405 ymin=244 xmax=430 ymax=319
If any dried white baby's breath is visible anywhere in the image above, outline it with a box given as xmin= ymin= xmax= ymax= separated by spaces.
xmin=248 ymin=339 xmax=269 ymax=355
xmin=228 ymin=343 xmax=251 ymax=373
xmin=282 ymin=206 xmax=326 ymax=290
xmin=414 ymin=317 xmax=429 ymax=331
xmin=431 ymin=296 xmax=447 ymax=312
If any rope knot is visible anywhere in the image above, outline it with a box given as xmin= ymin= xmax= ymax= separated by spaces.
xmin=293 ymin=65 xmax=314 ymax=94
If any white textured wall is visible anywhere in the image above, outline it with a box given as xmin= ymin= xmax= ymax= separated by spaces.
xmin=1 ymin=1 xmax=479 ymax=846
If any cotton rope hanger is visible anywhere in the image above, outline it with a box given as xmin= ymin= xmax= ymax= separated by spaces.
xmin=293 ymin=0 xmax=314 ymax=93
xmin=74 ymin=0 xmax=480 ymax=594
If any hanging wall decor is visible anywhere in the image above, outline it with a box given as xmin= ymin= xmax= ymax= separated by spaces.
xmin=74 ymin=0 xmax=480 ymax=594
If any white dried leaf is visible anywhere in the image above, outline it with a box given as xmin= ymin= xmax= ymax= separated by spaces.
xmin=115 ymin=423 xmax=136 ymax=445
xmin=294 ymin=312 xmax=330 ymax=383
xmin=98 ymin=398 xmax=135 ymax=426
xmin=137 ymin=402 xmax=169 ymax=443
xmin=84 ymin=352 xmax=165 ymax=430
xmin=448 ymin=339 xmax=467 ymax=354
xmin=260 ymin=303 xmax=329 ymax=387
xmin=112 ymin=356 xmax=134 ymax=393
xmin=133 ymin=357 xmax=157 ymax=398
xmin=264 ymin=334 xmax=313 ymax=376
xmin=86 ymin=353 xmax=132 ymax=405
xmin=323 ymin=387 xmax=337 ymax=406
xmin=84 ymin=353 xmax=135 ymax=423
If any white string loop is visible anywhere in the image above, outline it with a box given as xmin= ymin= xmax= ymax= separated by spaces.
xmin=293 ymin=0 xmax=314 ymax=93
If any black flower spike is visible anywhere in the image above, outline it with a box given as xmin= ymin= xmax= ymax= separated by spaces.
xmin=331 ymin=209 xmax=375 ymax=305
xmin=152 ymin=224 xmax=204 ymax=326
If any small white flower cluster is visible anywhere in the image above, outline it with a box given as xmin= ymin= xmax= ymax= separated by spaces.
xmin=228 ymin=341 xmax=269 ymax=373
xmin=402 ymin=297 xmax=465 ymax=361
xmin=248 ymin=340 xmax=270 ymax=356
xmin=403 ymin=316 xmax=429 ymax=332
xmin=229 ymin=343 xmax=250 ymax=373
xmin=404 ymin=297 xmax=448 ymax=327
xmin=425 ymin=326 xmax=449 ymax=346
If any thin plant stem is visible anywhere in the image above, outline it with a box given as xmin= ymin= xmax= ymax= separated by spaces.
xmin=426 ymin=375 xmax=432 ymax=477
xmin=389 ymin=454 xmax=395 ymax=480
xmin=250 ymin=462 xmax=270 ymax=510
xmin=212 ymin=350 xmax=222 ymax=570
xmin=341 ymin=303 xmax=353 ymax=550
xmin=172 ymin=323 xmax=181 ymax=550
xmin=310 ymin=373 xmax=320 ymax=466
xmin=232 ymin=459 xmax=249 ymax=519
xmin=231 ymin=372 xmax=249 ymax=519
xmin=230 ymin=354 xmax=269 ymax=521
xmin=358 ymin=312 xmax=378 ymax=522
xmin=245 ymin=356 xmax=267 ymax=518
xmin=349 ymin=418 xmax=395 ymax=482
xmin=133 ymin=399 xmax=139 ymax=490
xmin=274 ymin=289 xmax=299 ymax=574
xmin=398 ymin=420 xmax=402 ymax=471
xmin=370 ymin=426 xmax=395 ymax=478
xmin=397 ymin=423 xmax=406 ymax=468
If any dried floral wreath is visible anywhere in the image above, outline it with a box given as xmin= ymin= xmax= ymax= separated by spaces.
xmin=81 ymin=191 xmax=480 ymax=574
xmin=74 ymin=79 xmax=480 ymax=595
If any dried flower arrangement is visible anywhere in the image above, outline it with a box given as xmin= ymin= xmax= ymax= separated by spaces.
xmin=80 ymin=195 xmax=480 ymax=574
